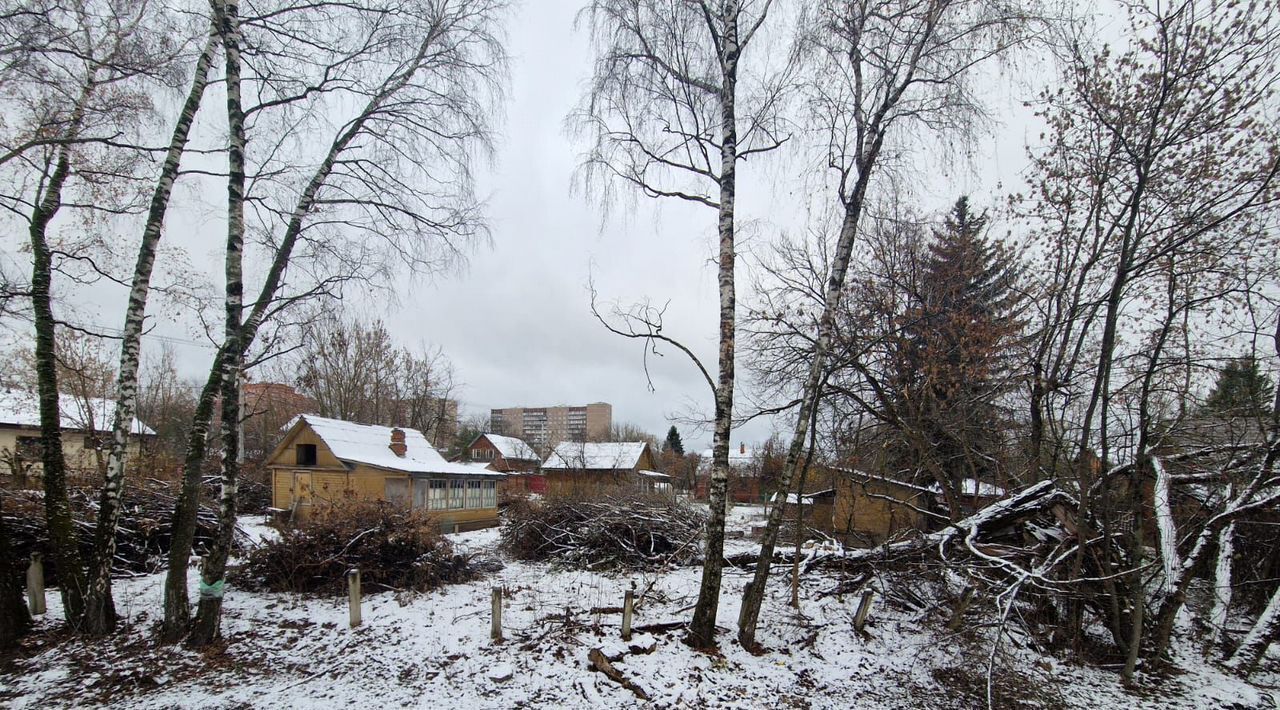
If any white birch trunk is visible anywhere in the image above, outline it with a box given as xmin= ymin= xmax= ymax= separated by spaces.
xmin=82 ymin=26 xmax=218 ymax=637
xmin=1209 ymin=518 xmax=1235 ymax=651
xmin=688 ymin=0 xmax=740 ymax=650
xmin=1151 ymin=455 xmax=1180 ymax=589
xmin=1226 ymin=579 xmax=1280 ymax=676
xmin=189 ymin=0 xmax=246 ymax=645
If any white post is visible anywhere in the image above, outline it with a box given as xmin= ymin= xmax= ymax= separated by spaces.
xmin=491 ymin=587 xmax=503 ymax=643
xmin=26 ymin=552 xmax=45 ymax=616
xmin=854 ymin=589 xmax=874 ymax=632
xmin=622 ymin=589 xmax=634 ymax=641
xmin=347 ymin=568 xmax=361 ymax=627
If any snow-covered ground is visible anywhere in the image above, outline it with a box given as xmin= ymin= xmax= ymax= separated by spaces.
xmin=1 ymin=506 xmax=1276 ymax=709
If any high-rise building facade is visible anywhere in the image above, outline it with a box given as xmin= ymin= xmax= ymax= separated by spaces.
xmin=490 ymin=402 xmax=611 ymax=452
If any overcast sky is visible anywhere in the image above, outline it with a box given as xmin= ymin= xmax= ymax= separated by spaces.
xmin=2 ymin=0 xmax=1050 ymax=453
xmin=382 ymin=0 xmax=1040 ymax=451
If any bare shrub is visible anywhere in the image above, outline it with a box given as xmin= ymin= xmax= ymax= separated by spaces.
xmin=237 ymin=502 xmax=476 ymax=595
xmin=501 ymin=495 xmax=707 ymax=570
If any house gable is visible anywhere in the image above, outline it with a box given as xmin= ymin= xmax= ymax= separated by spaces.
xmin=265 ymin=419 xmax=347 ymax=471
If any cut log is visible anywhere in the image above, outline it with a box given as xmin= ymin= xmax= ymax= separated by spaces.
xmin=588 ymin=647 xmax=649 ymax=700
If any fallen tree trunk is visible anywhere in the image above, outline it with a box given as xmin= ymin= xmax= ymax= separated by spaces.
xmin=730 ymin=481 xmax=1070 ymax=572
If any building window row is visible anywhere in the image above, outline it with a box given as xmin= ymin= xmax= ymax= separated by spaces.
xmin=423 ymin=479 xmax=496 ymax=511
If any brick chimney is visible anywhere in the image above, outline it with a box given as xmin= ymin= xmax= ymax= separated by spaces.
xmin=740 ymin=442 xmax=746 ymax=455
xmin=389 ymin=428 xmax=407 ymax=457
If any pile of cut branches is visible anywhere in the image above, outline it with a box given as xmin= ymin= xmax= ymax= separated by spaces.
xmin=237 ymin=501 xmax=477 ymax=594
xmin=0 ymin=479 xmax=224 ymax=584
xmin=501 ymin=495 xmax=706 ymax=570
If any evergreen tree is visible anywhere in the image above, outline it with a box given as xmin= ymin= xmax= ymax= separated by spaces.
xmin=891 ymin=197 xmax=1024 ymax=510
xmin=663 ymin=425 xmax=685 ymax=456
xmin=1204 ymin=355 xmax=1273 ymax=419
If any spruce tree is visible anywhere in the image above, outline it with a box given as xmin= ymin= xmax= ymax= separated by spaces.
xmin=892 ymin=197 xmax=1024 ymax=509
xmin=1205 ymin=355 xmax=1273 ymax=419
xmin=664 ymin=425 xmax=685 ymax=456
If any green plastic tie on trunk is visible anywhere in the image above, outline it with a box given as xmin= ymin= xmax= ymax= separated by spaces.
xmin=198 ymin=578 xmax=226 ymax=600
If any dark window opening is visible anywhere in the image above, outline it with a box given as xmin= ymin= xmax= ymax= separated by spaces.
xmin=16 ymin=436 xmax=42 ymax=458
xmin=296 ymin=444 xmax=317 ymax=466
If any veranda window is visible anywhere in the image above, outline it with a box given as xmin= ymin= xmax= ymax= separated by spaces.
xmin=428 ymin=479 xmax=447 ymax=511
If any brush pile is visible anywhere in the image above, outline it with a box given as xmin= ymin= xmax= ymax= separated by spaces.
xmin=502 ymin=495 xmax=706 ymax=570
xmin=0 ymin=479 xmax=224 ymax=584
xmin=237 ymin=501 xmax=477 ymax=595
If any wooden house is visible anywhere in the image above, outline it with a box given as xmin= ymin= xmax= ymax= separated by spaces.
xmin=0 ymin=389 xmax=154 ymax=481
xmin=832 ymin=469 xmax=934 ymax=546
xmin=462 ymin=433 xmax=546 ymax=497
xmin=694 ymin=443 xmax=765 ymax=503
xmin=540 ymin=441 xmax=660 ymax=497
xmin=267 ymin=414 xmax=502 ymax=531
xmin=933 ymin=478 xmax=1007 ymax=518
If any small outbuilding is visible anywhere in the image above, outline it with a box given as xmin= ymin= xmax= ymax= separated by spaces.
xmin=267 ymin=414 xmax=502 ymax=531
xmin=540 ymin=441 xmax=658 ymax=497
xmin=769 ymin=488 xmax=838 ymax=536
xmin=832 ymin=469 xmax=935 ymax=546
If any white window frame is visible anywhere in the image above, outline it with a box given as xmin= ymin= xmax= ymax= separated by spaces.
xmin=428 ymin=479 xmax=447 ymax=511
xmin=449 ymin=480 xmax=465 ymax=509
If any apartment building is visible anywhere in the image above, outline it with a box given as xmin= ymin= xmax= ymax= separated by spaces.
xmin=489 ymin=402 xmax=611 ymax=452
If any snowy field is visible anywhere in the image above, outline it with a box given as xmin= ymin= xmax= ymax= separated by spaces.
xmin=1 ymin=507 xmax=1277 ymax=709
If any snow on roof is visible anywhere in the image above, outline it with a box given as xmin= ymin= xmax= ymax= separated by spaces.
xmin=637 ymin=469 xmax=671 ymax=479
xmin=542 ymin=441 xmax=648 ymax=470
xmin=698 ymin=445 xmax=758 ymax=466
xmin=481 ymin=433 xmax=539 ymax=462
xmin=770 ymin=488 xmax=835 ymax=505
xmin=0 ymin=389 xmax=155 ymax=436
xmin=835 ymin=467 xmax=935 ymax=496
xmin=293 ymin=415 xmax=500 ymax=477
xmin=927 ymin=478 xmax=1006 ymax=498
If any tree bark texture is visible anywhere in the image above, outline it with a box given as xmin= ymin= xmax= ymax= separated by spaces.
xmin=29 ymin=141 xmax=86 ymax=627
xmin=82 ymin=25 xmax=219 ymax=637
xmin=0 ymin=497 xmax=32 ymax=648
xmin=737 ymin=145 xmax=881 ymax=648
xmin=686 ymin=0 xmax=740 ymax=650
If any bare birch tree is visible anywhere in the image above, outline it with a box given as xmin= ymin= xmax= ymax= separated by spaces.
xmin=160 ymin=0 xmax=507 ymax=645
xmin=0 ymin=0 xmax=186 ymax=629
xmin=737 ymin=0 xmax=1038 ymax=648
xmin=79 ymin=9 xmax=220 ymax=636
xmin=574 ymin=0 xmax=789 ymax=648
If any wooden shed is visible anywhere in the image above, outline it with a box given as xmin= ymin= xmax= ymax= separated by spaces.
xmin=540 ymin=441 xmax=658 ymax=498
xmin=0 ymin=389 xmax=155 ymax=481
xmin=832 ymin=469 xmax=934 ymax=546
xmin=769 ymin=488 xmax=838 ymax=537
xmin=267 ymin=414 xmax=503 ymax=531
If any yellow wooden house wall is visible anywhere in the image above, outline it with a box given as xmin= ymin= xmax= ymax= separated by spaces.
xmin=832 ymin=476 xmax=928 ymax=546
xmin=268 ymin=422 xmax=498 ymax=529
xmin=0 ymin=426 xmax=147 ymax=477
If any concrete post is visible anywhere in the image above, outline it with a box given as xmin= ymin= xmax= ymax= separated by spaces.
xmin=854 ymin=589 xmax=874 ymax=632
xmin=491 ymin=587 xmax=503 ymax=643
xmin=622 ymin=589 xmax=634 ymax=641
xmin=26 ymin=552 xmax=45 ymax=616
xmin=347 ymin=568 xmax=361 ymax=628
